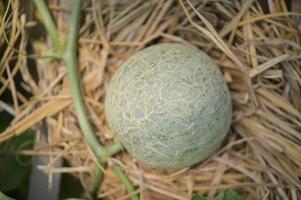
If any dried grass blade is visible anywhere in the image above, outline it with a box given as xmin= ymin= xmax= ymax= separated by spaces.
xmin=257 ymin=88 xmax=301 ymax=120
xmin=0 ymin=99 xmax=71 ymax=143
xmin=238 ymin=12 xmax=301 ymax=27
xmin=219 ymin=0 xmax=254 ymax=37
xmin=249 ymin=54 xmax=290 ymax=78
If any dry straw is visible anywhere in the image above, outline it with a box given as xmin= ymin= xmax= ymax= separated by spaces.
xmin=1 ymin=0 xmax=301 ymax=199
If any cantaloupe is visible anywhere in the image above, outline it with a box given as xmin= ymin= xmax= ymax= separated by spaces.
xmin=105 ymin=43 xmax=232 ymax=170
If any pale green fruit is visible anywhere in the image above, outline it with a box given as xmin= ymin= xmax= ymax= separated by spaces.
xmin=105 ymin=43 xmax=232 ymax=170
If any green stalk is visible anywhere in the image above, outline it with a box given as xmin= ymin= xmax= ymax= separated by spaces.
xmin=89 ymin=142 xmax=123 ymax=193
xmin=64 ymin=1 xmax=107 ymax=193
xmin=61 ymin=1 xmax=122 ymax=167
xmin=90 ymin=166 xmax=103 ymax=196
xmin=62 ymin=0 xmax=126 ymax=166
xmin=104 ymin=142 xmax=123 ymax=158
xmin=34 ymin=0 xmax=107 ymax=192
xmin=112 ymin=164 xmax=139 ymax=200
xmin=33 ymin=1 xmax=138 ymax=199
xmin=63 ymin=0 xmax=107 ymax=161
xmin=33 ymin=0 xmax=61 ymax=51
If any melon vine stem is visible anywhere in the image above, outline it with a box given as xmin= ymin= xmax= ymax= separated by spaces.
xmin=33 ymin=1 xmax=138 ymax=199
xmin=112 ymin=164 xmax=140 ymax=200
xmin=33 ymin=0 xmax=61 ymax=51
xmin=63 ymin=0 xmax=106 ymax=162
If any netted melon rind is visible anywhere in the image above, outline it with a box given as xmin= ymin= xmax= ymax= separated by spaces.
xmin=105 ymin=43 xmax=232 ymax=170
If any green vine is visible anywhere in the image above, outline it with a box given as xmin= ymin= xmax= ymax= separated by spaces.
xmin=63 ymin=0 xmax=106 ymax=163
xmin=112 ymin=164 xmax=139 ymax=200
xmin=33 ymin=0 xmax=61 ymax=51
xmin=33 ymin=0 xmax=138 ymax=199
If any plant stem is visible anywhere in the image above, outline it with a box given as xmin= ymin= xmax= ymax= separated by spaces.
xmin=89 ymin=142 xmax=123 ymax=193
xmin=63 ymin=0 xmax=107 ymax=161
xmin=112 ymin=164 xmax=139 ymax=200
xmin=33 ymin=0 xmax=61 ymax=50
xmin=33 ymin=1 xmax=138 ymax=199
xmin=104 ymin=142 xmax=123 ymax=158
xmin=90 ymin=165 xmax=104 ymax=196
xmin=63 ymin=1 xmax=113 ymax=195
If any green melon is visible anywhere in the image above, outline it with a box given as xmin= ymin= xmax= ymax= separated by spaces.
xmin=105 ymin=43 xmax=232 ymax=170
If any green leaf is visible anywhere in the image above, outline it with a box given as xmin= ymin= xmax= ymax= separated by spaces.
xmin=191 ymin=194 xmax=208 ymax=200
xmin=213 ymin=189 xmax=240 ymax=200
xmin=0 ymin=129 xmax=35 ymax=192
xmin=0 ymin=191 xmax=15 ymax=200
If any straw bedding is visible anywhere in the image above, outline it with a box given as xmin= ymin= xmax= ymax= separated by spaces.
xmin=1 ymin=0 xmax=301 ymax=199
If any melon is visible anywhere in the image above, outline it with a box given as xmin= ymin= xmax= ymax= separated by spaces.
xmin=105 ymin=43 xmax=232 ymax=170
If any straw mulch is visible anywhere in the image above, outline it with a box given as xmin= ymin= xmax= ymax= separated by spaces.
xmin=1 ymin=0 xmax=301 ymax=199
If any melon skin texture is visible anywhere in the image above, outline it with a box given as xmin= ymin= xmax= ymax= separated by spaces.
xmin=105 ymin=43 xmax=232 ymax=170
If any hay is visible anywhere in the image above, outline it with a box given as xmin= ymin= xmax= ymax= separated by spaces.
xmin=1 ymin=0 xmax=301 ymax=199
